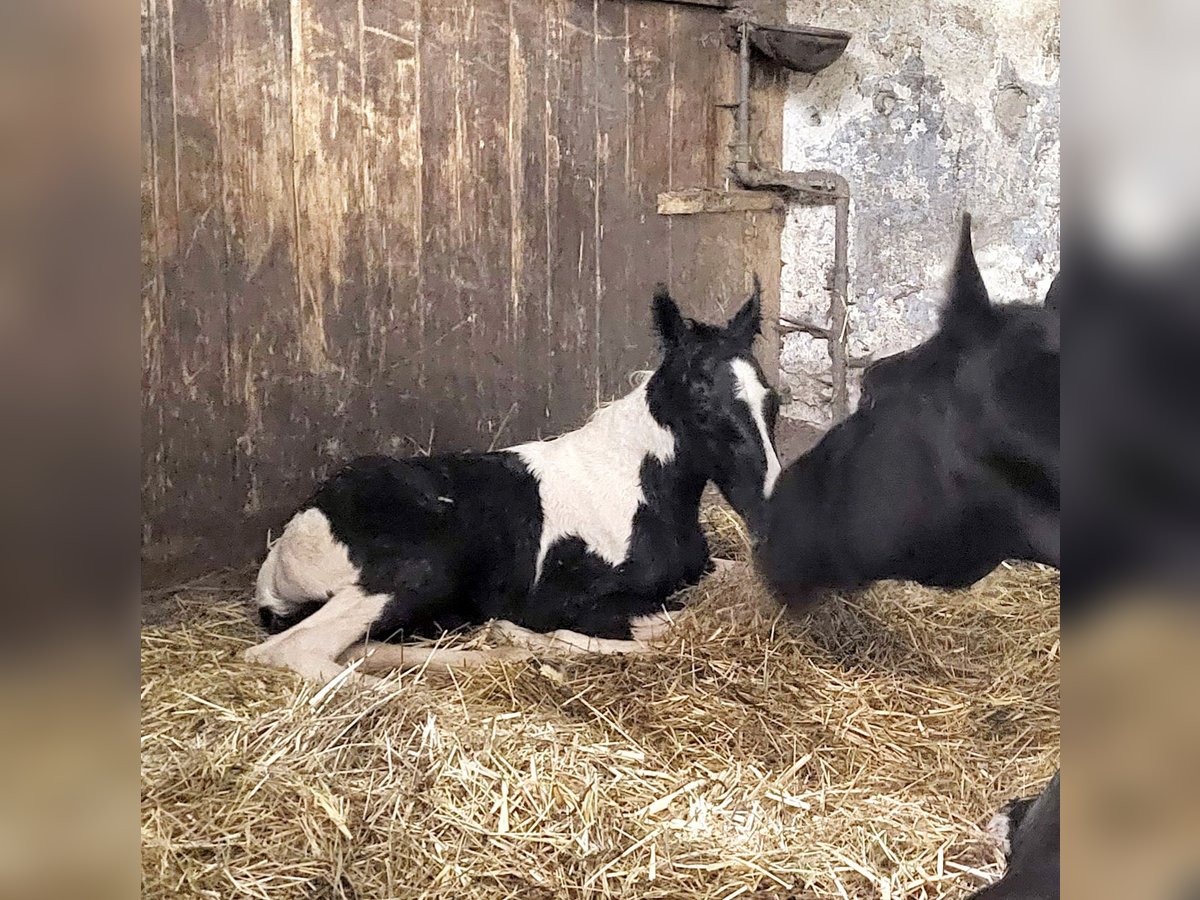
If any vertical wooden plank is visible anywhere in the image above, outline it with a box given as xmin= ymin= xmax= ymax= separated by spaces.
xmin=625 ymin=3 xmax=674 ymax=240
xmin=141 ymin=0 xmax=168 ymax=554
xmin=359 ymin=1 xmax=425 ymax=454
xmin=144 ymin=0 xmax=240 ymax=574
xmin=666 ymin=8 xmax=715 ymax=202
xmin=666 ymin=7 xmax=727 ymax=320
xmin=507 ymin=0 xmax=552 ymax=438
xmin=545 ymin=0 xmax=598 ymax=419
xmin=749 ymin=60 xmax=789 ymax=382
xmin=741 ymin=208 xmax=785 ymax=382
xmin=582 ymin=1 xmax=676 ymax=403
xmin=216 ymin=0 xmax=306 ymax=551
xmin=593 ymin=1 xmax=639 ymax=398
xmin=296 ymin=0 xmax=367 ymax=355
xmin=419 ymin=0 xmax=513 ymax=450
xmin=289 ymin=0 xmax=380 ymax=471
xmin=538 ymin=1 xmax=567 ymax=434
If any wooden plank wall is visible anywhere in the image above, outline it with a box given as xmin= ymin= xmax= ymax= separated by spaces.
xmin=142 ymin=0 xmax=787 ymax=583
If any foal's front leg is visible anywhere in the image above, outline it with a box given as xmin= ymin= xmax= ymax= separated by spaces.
xmin=492 ymin=609 xmax=678 ymax=656
xmin=243 ymin=585 xmax=390 ymax=683
xmin=341 ymin=611 xmax=681 ymax=674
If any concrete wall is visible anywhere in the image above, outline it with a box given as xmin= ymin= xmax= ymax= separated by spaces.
xmin=778 ymin=0 xmax=1060 ymax=425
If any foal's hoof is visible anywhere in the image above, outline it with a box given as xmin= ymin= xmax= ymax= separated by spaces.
xmin=244 ymin=642 xmax=377 ymax=687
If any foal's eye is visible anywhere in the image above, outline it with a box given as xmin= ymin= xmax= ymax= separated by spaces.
xmin=691 ymin=378 xmax=717 ymax=405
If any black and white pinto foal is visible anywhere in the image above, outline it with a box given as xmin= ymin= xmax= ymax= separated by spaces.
xmin=245 ymin=283 xmax=781 ymax=682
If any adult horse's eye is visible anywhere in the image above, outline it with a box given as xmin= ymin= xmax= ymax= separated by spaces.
xmin=859 ymin=369 xmax=882 ymax=410
xmin=860 ymin=356 xmax=896 ymax=403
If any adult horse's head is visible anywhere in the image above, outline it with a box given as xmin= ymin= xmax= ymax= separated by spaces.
xmin=646 ymin=278 xmax=782 ymax=537
xmin=757 ymin=214 xmax=1060 ymax=607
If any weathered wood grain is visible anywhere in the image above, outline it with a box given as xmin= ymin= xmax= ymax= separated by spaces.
xmin=144 ymin=0 xmax=243 ymax=572
xmin=506 ymin=0 xmax=553 ymax=438
xmin=621 ymin=2 xmax=674 ymax=351
xmin=141 ymin=0 xmax=789 ymax=582
xmin=357 ymin=0 xmax=424 ymax=450
xmin=218 ymin=0 xmax=305 ymax=559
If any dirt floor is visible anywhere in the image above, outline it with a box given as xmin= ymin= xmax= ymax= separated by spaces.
xmin=141 ymin=506 xmax=1059 ymax=900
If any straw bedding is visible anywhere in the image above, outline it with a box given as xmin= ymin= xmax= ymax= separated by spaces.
xmin=141 ymin=507 xmax=1059 ymax=899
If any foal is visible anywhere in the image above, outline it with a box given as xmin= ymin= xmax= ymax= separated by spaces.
xmin=245 ymin=282 xmax=781 ymax=681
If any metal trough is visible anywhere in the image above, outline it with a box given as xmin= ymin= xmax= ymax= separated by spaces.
xmin=743 ymin=23 xmax=850 ymax=74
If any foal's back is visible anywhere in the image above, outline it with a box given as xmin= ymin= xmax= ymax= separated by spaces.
xmin=303 ymin=452 xmax=543 ymax=635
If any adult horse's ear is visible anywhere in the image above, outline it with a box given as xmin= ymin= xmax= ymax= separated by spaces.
xmin=652 ymin=284 xmax=687 ymax=349
xmin=1044 ymin=271 xmax=1062 ymax=311
xmin=727 ymin=274 xmax=762 ymax=347
xmin=945 ymin=212 xmax=991 ymax=323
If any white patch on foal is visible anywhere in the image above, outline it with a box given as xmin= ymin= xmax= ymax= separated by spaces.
xmin=256 ymin=507 xmax=358 ymax=616
xmin=512 ymin=381 xmax=676 ymax=582
xmin=248 ymin=508 xmax=384 ymax=683
xmin=730 ymin=357 xmax=782 ymax=497
xmin=244 ymin=584 xmax=389 ymax=683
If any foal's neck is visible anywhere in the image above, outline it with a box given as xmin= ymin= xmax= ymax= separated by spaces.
xmin=569 ymin=381 xmax=675 ymax=459
xmin=584 ymin=381 xmax=709 ymax=510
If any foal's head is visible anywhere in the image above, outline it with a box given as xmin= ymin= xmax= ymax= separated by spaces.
xmin=646 ymin=279 xmax=782 ymax=537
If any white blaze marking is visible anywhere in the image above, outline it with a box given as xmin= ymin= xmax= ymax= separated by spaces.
xmin=730 ymin=357 xmax=782 ymax=497
xmin=512 ymin=381 xmax=676 ymax=583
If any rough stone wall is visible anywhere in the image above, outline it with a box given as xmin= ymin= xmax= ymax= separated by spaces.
xmin=778 ymin=0 xmax=1060 ymax=425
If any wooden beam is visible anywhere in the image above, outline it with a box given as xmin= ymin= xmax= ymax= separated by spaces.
xmin=778 ymin=314 xmax=831 ymax=340
xmin=645 ymin=0 xmax=733 ymax=9
xmin=657 ymin=188 xmax=784 ymax=216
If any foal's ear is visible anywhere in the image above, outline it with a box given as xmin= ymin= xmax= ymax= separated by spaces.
xmin=727 ymin=274 xmax=762 ymax=347
xmin=944 ymin=212 xmax=991 ymax=323
xmin=652 ymin=284 xmax=688 ymax=349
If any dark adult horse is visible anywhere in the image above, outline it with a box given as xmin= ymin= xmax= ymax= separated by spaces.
xmin=757 ymin=214 xmax=1060 ymax=899
xmin=758 ymin=214 xmax=1058 ymax=602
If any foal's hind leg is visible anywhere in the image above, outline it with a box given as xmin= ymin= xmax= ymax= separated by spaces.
xmin=339 ymin=610 xmax=683 ymax=674
xmin=491 ymin=615 xmax=676 ymax=656
xmin=243 ymin=585 xmax=389 ymax=683
xmin=342 ymin=618 xmax=668 ymax=674
xmin=342 ymin=641 xmax=533 ymax=673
